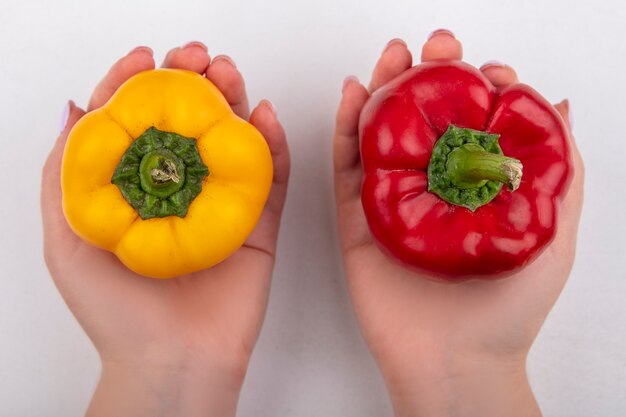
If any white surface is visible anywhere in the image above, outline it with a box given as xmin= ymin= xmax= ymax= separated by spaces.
xmin=1 ymin=0 xmax=625 ymax=415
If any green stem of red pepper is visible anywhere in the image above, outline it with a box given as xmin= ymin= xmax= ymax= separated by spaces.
xmin=446 ymin=143 xmax=522 ymax=191
xmin=427 ymin=125 xmax=523 ymax=211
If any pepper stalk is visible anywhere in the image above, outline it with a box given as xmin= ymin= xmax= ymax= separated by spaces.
xmin=427 ymin=125 xmax=523 ymax=211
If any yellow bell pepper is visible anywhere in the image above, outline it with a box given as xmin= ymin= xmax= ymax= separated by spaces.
xmin=61 ymin=69 xmax=273 ymax=278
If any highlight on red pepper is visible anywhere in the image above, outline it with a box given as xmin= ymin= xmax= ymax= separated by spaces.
xmin=358 ymin=60 xmax=573 ymax=280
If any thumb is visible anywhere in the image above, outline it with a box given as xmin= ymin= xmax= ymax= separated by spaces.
xmin=41 ymin=101 xmax=86 ymax=270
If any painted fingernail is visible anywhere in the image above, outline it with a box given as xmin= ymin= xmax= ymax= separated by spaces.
xmin=128 ymin=46 xmax=153 ymax=55
xmin=261 ymin=99 xmax=276 ymax=116
xmin=60 ymin=101 xmax=71 ymax=133
xmin=384 ymin=38 xmax=407 ymax=53
xmin=480 ymin=60 xmax=507 ymax=70
xmin=212 ymin=54 xmax=237 ymax=68
xmin=182 ymin=41 xmax=208 ymax=51
xmin=428 ymin=29 xmax=455 ymax=40
xmin=342 ymin=75 xmax=359 ymax=93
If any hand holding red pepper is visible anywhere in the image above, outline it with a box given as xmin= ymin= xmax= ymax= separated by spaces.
xmin=359 ymin=38 xmax=572 ymax=279
xmin=333 ymin=31 xmax=584 ymax=416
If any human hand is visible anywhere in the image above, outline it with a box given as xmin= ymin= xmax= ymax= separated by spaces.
xmin=333 ymin=31 xmax=583 ymax=417
xmin=42 ymin=42 xmax=289 ymax=417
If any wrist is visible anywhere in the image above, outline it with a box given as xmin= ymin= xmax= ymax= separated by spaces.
xmin=384 ymin=353 xmax=540 ymax=417
xmin=86 ymin=352 xmax=246 ymax=417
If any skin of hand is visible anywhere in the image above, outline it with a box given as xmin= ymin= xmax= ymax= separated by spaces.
xmin=41 ymin=42 xmax=290 ymax=417
xmin=333 ymin=31 xmax=584 ymax=417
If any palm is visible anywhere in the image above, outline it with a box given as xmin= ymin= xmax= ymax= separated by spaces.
xmin=334 ymin=34 xmax=583 ymax=380
xmin=42 ymin=43 xmax=289 ymax=370
xmin=48 ymin=239 xmax=272 ymax=367
xmin=344 ymin=234 xmax=578 ymax=367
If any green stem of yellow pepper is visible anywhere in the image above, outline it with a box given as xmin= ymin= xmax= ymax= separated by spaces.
xmin=111 ymin=127 xmax=209 ymax=219
xmin=139 ymin=149 xmax=186 ymax=198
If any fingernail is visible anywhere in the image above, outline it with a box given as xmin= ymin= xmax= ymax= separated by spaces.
xmin=128 ymin=46 xmax=153 ymax=56
xmin=182 ymin=41 xmax=208 ymax=51
xmin=59 ymin=101 xmax=72 ymax=133
xmin=480 ymin=60 xmax=507 ymax=70
xmin=428 ymin=29 xmax=455 ymax=40
xmin=384 ymin=38 xmax=407 ymax=53
xmin=261 ymin=99 xmax=276 ymax=116
xmin=212 ymin=54 xmax=237 ymax=68
xmin=342 ymin=75 xmax=359 ymax=93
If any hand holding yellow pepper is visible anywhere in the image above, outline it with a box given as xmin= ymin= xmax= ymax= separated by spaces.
xmin=62 ymin=69 xmax=273 ymax=278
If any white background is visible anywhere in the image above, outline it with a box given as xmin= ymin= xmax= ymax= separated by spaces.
xmin=1 ymin=0 xmax=625 ymax=415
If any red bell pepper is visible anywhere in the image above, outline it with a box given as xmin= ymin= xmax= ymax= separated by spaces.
xmin=359 ymin=61 xmax=573 ymax=280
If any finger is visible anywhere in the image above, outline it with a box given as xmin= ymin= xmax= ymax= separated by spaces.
xmin=244 ymin=100 xmax=290 ymax=256
xmin=205 ymin=55 xmax=250 ymax=120
xmin=88 ymin=46 xmax=155 ymax=111
xmin=334 ymin=76 xmax=369 ymax=204
xmin=554 ymin=99 xmax=583 ymax=174
xmin=421 ymin=29 xmax=463 ymax=62
xmin=161 ymin=41 xmax=211 ymax=73
xmin=480 ymin=61 xmax=519 ymax=89
xmin=333 ymin=78 xmax=373 ymax=252
xmin=368 ymin=39 xmax=413 ymax=92
xmin=554 ymin=98 xmax=584 ymax=186
xmin=553 ymin=99 xmax=584 ymax=236
xmin=251 ymin=100 xmax=290 ymax=213
xmin=554 ymin=99 xmax=572 ymax=133
xmin=42 ymin=101 xmax=87 ymax=269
